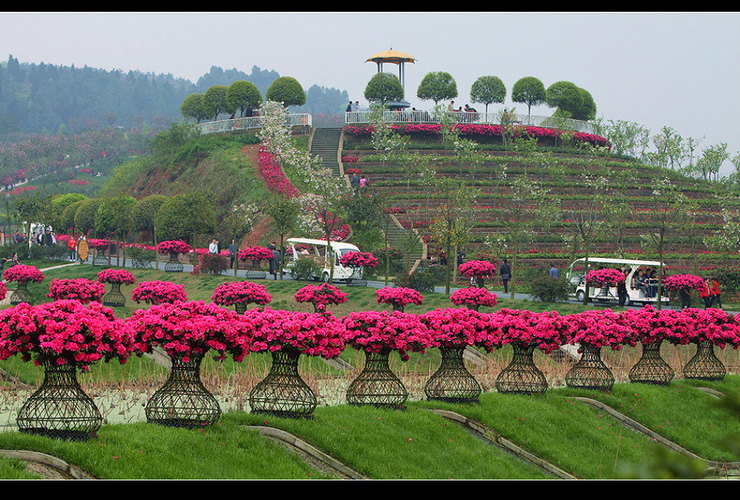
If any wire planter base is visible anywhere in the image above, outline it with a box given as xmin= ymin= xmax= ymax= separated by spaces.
xmin=346 ymin=349 xmax=408 ymax=409
xmin=496 ymin=342 xmax=549 ymax=394
xmin=249 ymin=349 xmax=317 ymax=419
xmin=163 ymin=254 xmax=184 ymax=273
xmin=564 ymin=344 xmax=615 ymax=392
xmin=102 ymin=282 xmax=126 ymax=307
xmin=10 ymin=281 xmax=34 ymax=305
xmin=424 ymin=346 xmax=481 ymax=404
xmin=683 ymin=340 xmax=726 ymax=381
xmin=17 ymin=361 xmax=102 ymax=441
xmin=146 ymin=353 xmax=222 ymax=428
xmin=629 ymin=340 xmax=674 ymax=385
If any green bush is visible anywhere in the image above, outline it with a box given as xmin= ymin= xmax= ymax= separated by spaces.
xmin=529 ymin=276 xmax=569 ymax=303
xmin=396 ymin=265 xmax=445 ymax=292
xmin=291 ymin=258 xmax=322 ymax=281
xmin=28 ymin=244 xmax=68 ymax=261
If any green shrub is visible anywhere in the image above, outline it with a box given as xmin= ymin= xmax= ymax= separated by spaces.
xmin=127 ymin=246 xmax=155 ymax=268
xmin=396 ymin=266 xmax=445 ymax=292
xmin=529 ymin=276 xmax=569 ymax=303
xmin=291 ymin=258 xmax=322 ymax=281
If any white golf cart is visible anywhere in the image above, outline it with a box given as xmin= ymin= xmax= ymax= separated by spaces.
xmin=565 ymin=257 xmax=670 ymax=307
xmin=284 ymin=237 xmax=362 ymax=283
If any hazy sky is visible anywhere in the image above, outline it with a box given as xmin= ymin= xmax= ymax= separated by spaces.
xmin=2 ymin=11 xmax=739 ymax=173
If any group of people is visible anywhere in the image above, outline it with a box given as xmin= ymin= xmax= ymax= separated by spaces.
xmin=700 ymin=278 xmax=723 ymax=309
xmin=634 ymin=268 xmax=659 ymax=298
xmin=345 ymin=101 xmax=360 ymax=113
xmin=350 ymin=173 xmax=369 ymax=195
xmin=446 ymin=101 xmax=479 ymax=123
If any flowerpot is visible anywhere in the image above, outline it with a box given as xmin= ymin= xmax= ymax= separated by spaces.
xmin=145 ymin=353 xmax=221 ymax=427
xmin=496 ymin=342 xmax=548 ymax=394
xmin=679 ymin=290 xmax=692 ymax=309
xmin=629 ymin=340 xmax=674 ymax=385
xmin=565 ymin=343 xmax=615 ymax=392
xmin=234 ymin=302 xmax=247 ymax=314
xmin=683 ymin=340 xmax=726 ymax=381
xmin=424 ymin=346 xmax=481 ymax=404
xmin=345 ymin=267 xmax=367 ymax=287
xmin=346 ymin=349 xmax=408 ymax=409
xmin=17 ymin=360 xmax=102 ymax=441
xmin=164 ymin=253 xmax=183 ymax=273
xmin=102 ymin=282 xmax=126 ymax=307
xmin=10 ymin=280 xmax=34 ymax=305
xmin=249 ymin=348 xmax=317 ymax=418
xmin=93 ymin=250 xmax=108 ymax=266
xmin=246 ymin=260 xmax=266 ymax=279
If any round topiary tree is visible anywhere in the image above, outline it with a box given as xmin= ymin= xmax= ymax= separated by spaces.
xmin=364 ymin=72 xmax=404 ymax=106
xmin=266 ymin=76 xmax=306 ymax=107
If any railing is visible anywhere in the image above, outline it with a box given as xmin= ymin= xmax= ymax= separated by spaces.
xmin=344 ymin=110 xmax=596 ymax=135
xmin=195 ymin=113 xmax=313 ymax=135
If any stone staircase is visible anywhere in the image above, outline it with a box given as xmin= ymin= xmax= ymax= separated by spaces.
xmin=309 ymin=127 xmax=342 ymax=177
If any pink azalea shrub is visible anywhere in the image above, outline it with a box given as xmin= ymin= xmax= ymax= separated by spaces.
xmin=339 ymin=251 xmax=378 ymax=269
xmin=677 ymin=308 xmax=740 ymax=348
xmin=565 ymin=309 xmax=632 ymax=350
xmin=0 ymin=281 xmax=6 ymax=301
xmin=125 ymin=300 xmax=249 ymax=363
xmin=212 ymin=281 xmax=272 ymax=307
xmin=87 ymin=238 xmax=109 ymax=250
xmin=375 ymin=287 xmax=423 ymax=310
xmin=97 ymin=268 xmax=135 ymax=285
xmin=618 ymin=305 xmax=693 ymax=346
xmin=3 ymin=264 xmax=45 ymax=283
xmin=47 ymin=278 xmax=105 ymax=303
xmin=341 ymin=310 xmax=432 ymax=361
xmin=488 ymin=308 xmax=572 ymax=354
xmin=242 ymin=307 xmax=346 ymax=359
xmin=237 ymin=246 xmax=274 ymax=262
xmin=131 ymin=280 xmax=187 ymax=305
xmin=156 ymin=240 xmax=192 ymax=255
xmin=585 ymin=268 xmax=625 ymax=287
xmin=0 ymin=300 xmax=134 ymax=371
xmin=662 ymin=274 xmax=705 ymax=293
xmin=458 ymin=260 xmax=497 ymax=279
xmin=420 ymin=307 xmax=496 ymax=351
xmin=294 ymin=283 xmax=348 ymax=311
xmin=450 ymin=287 xmax=498 ymax=308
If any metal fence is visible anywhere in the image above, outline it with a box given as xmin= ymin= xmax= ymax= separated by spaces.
xmin=195 ymin=113 xmax=312 ymax=135
xmin=344 ymin=110 xmax=596 ymax=135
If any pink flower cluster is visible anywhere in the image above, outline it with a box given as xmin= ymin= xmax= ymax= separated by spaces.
xmin=3 ymin=264 xmax=45 ymax=283
xmin=458 ymin=260 xmax=496 ymax=279
xmin=125 ymin=300 xmax=248 ymax=363
xmin=0 ymin=282 xmax=6 ymax=301
xmin=47 ymin=278 xmax=105 ymax=303
xmin=492 ymin=309 xmax=572 ymax=354
xmin=212 ymin=281 xmax=272 ymax=306
xmin=565 ymin=309 xmax=632 ymax=350
xmin=131 ymin=280 xmax=187 ymax=305
xmin=294 ymin=283 xmax=348 ymax=310
xmin=257 ymin=146 xmax=300 ymax=198
xmin=87 ymin=238 xmax=110 ymax=250
xmin=375 ymin=287 xmax=424 ymax=310
xmin=0 ymin=300 xmax=133 ymax=370
xmin=237 ymin=246 xmax=274 ymax=262
xmin=450 ymin=287 xmax=498 ymax=308
xmin=339 ymin=251 xmax=378 ymax=269
xmin=242 ymin=307 xmax=346 ymax=359
xmin=421 ymin=308 xmax=495 ymax=351
xmin=585 ymin=268 xmax=625 ymax=287
xmin=156 ymin=240 xmax=192 ymax=255
xmin=97 ymin=268 xmax=135 ymax=285
xmin=342 ymin=310 xmax=433 ymax=361
xmin=662 ymin=274 xmax=705 ymax=293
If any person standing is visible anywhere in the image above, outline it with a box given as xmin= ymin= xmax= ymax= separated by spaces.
xmin=710 ymin=278 xmax=722 ymax=309
xmin=499 ymin=259 xmax=511 ymax=294
xmin=68 ymin=235 xmax=78 ymax=261
xmin=549 ymin=263 xmax=559 ymax=279
xmin=700 ymin=279 xmax=711 ymax=308
xmin=228 ymin=239 xmax=236 ymax=269
xmin=617 ymin=268 xmax=628 ymax=307
xmin=269 ymin=247 xmax=281 ymax=280
xmin=208 ymin=238 xmax=219 ymax=254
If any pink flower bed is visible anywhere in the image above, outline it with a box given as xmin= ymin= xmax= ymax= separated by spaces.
xmin=420 ymin=308 xmax=495 ymax=351
xmin=458 ymin=260 xmax=497 ymax=279
xmin=131 ymin=280 xmax=187 ymax=305
xmin=212 ymin=281 xmax=272 ymax=307
xmin=294 ymin=283 xmax=348 ymax=311
xmin=375 ymin=287 xmax=424 ymax=310
xmin=156 ymin=240 xmax=192 ymax=255
xmin=3 ymin=264 xmax=45 ymax=283
xmin=662 ymin=274 xmax=705 ymax=293
xmin=47 ymin=278 xmax=105 ymax=303
xmin=0 ymin=300 xmax=133 ymax=370
xmin=450 ymin=287 xmax=498 ymax=308
xmin=97 ymin=268 xmax=135 ymax=285
xmin=339 ymin=251 xmax=378 ymax=269
xmin=237 ymin=246 xmax=274 ymax=262
xmin=257 ymin=146 xmax=299 ymax=198
xmin=342 ymin=310 xmax=433 ymax=361
xmin=585 ymin=268 xmax=625 ymax=287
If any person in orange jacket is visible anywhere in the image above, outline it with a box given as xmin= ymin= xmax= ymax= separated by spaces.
xmin=709 ymin=278 xmax=722 ymax=309
xmin=67 ymin=234 xmax=78 ymax=261
xmin=700 ymin=279 xmax=711 ymax=309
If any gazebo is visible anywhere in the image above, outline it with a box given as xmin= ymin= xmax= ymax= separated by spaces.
xmin=366 ymin=48 xmax=416 ymax=110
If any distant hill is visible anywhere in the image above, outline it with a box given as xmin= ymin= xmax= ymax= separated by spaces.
xmin=0 ymin=56 xmax=350 ymax=138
